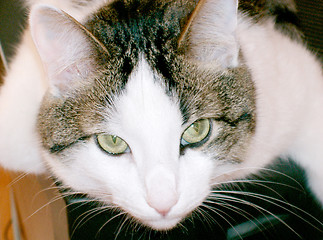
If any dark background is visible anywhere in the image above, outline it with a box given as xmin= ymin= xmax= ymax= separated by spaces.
xmin=0 ymin=1 xmax=322 ymax=239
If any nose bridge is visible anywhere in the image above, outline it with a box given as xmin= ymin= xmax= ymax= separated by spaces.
xmin=137 ymin=139 xmax=178 ymax=178
xmin=145 ymin=165 xmax=177 ymax=188
xmin=148 ymin=144 xmax=177 ymax=167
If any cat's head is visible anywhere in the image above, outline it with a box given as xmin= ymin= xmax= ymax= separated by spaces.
xmin=30 ymin=0 xmax=256 ymax=230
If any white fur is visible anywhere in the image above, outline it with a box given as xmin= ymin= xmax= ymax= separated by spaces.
xmin=42 ymin=58 xmax=215 ymax=229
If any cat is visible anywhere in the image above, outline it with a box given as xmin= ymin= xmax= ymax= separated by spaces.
xmin=0 ymin=0 xmax=322 ymax=231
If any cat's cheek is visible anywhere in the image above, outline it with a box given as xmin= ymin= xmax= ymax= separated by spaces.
xmin=40 ymin=147 xmax=110 ymax=194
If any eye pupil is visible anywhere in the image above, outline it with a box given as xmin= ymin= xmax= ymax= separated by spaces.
xmin=111 ymin=135 xmax=117 ymax=144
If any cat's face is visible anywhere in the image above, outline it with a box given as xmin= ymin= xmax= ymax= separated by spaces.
xmin=32 ymin=0 xmax=255 ymax=230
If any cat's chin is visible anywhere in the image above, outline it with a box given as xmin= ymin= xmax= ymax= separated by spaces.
xmin=142 ymin=217 xmax=182 ymax=231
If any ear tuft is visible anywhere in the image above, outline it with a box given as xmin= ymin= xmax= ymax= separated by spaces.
xmin=30 ymin=5 xmax=98 ymax=96
xmin=181 ymin=0 xmax=239 ymax=68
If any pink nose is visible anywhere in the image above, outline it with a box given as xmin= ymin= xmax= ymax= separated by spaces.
xmin=147 ymin=193 xmax=178 ymax=216
xmin=155 ymin=208 xmax=171 ymax=217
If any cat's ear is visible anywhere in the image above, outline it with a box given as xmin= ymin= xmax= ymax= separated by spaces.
xmin=179 ymin=0 xmax=239 ymax=68
xmin=29 ymin=5 xmax=103 ymax=96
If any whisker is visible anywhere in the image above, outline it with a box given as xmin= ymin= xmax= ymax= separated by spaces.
xmin=93 ymin=210 xmax=127 ymax=239
xmin=200 ymin=203 xmax=244 ymax=240
xmin=124 ymin=216 xmax=143 ymax=239
xmin=213 ymin=179 xmax=304 ymax=193
xmin=212 ymin=189 xmax=323 ymax=228
xmin=24 ymin=194 xmax=69 ymax=223
xmin=211 ymin=166 xmax=305 ymax=191
xmin=226 ymin=181 xmax=290 ymax=206
xmin=211 ymin=190 xmax=322 ymax=235
xmin=31 ymin=185 xmax=62 ymax=201
xmin=8 ymin=172 xmax=29 ymax=187
xmin=174 ymin=219 xmax=189 ymax=236
xmin=64 ymin=197 xmax=103 ymax=216
xmin=203 ymin=199 xmax=267 ymax=231
xmin=71 ymin=204 xmax=111 ymax=238
xmin=195 ymin=205 xmax=226 ymax=233
xmin=194 ymin=206 xmax=220 ymax=230
xmin=114 ymin=214 xmax=131 ymax=240
xmin=210 ymin=193 xmax=302 ymax=238
xmin=211 ymin=194 xmax=271 ymax=222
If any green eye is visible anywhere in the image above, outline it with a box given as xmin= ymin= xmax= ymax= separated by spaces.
xmin=97 ymin=134 xmax=129 ymax=155
xmin=181 ymin=119 xmax=211 ymax=145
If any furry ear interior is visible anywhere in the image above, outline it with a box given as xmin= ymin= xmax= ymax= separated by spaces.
xmin=180 ymin=0 xmax=239 ymax=68
xmin=29 ymin=5 xmax=101 ymax=96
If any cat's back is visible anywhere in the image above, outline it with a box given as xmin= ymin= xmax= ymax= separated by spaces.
xmin=236 ymin=0 xmax=323 ymax=177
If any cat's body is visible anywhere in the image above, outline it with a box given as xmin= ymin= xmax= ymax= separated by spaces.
xmin=0 ymin=0 xmax=322 ymax=230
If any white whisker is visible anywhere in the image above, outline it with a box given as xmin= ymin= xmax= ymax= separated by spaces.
xmin=211 ymin=166 xmax=305 ymax=191
xmin=8 ymin=172 xmax=29 ymax=187
xmin=200 ymin=202 xmax=244 ymax=240
xmin=209 ymin=193 xmax=302 ymax=238
xmin=210 ymin=190 xmax=322 ymax=234
xmin=93 ymin=211 xmax=127 ymax=239
xmin=203 ymin=199 xmax=267 ymax=231
xmin=114 ymin=214 xmax=131 ymax=240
